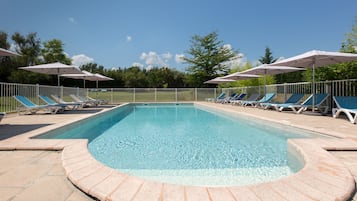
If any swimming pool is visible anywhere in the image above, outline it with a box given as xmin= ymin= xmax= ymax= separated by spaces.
xmin=35 ymin=103 xmax=326 ymax=186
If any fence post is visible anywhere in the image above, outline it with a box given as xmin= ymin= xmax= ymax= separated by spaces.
xmin=111 ymin=88 xmax=113 ymax=104
xmin=36 ymin=84 xmax=40 ymax=104
xmin=133 ymin=88 xmax=136 ymax=102
xmin=175 ymin=88 xmax=177 ymax=102
xmin=283 ymin=83 xmax=287 ymax=101
xmin=155 ymin=88 xmax=157 ymax=102
xmin=195 ymin=88 xmax=197 ymax=101
xmin=325 ymin=81 xmax=332 ymax=112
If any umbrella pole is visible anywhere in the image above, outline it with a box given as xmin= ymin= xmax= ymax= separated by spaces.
xmin=264 ymin=70 xmax=267 ymax=96
xmin=57 ymin=75 xmax=60 ymax=86
xmin=83 ymin=79 xmax=86 ymax=88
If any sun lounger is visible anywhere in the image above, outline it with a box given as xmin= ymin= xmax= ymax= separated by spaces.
xmin=0 ymin=112 xmax=5 ymax=122
xmin=51 ymin=95 xmax=84 ymax=108
xmin=39 ymin=95 xmax=80 ymax=110
xmin=280 ymin=93 xmax=329 ymax=114
xmin=13 ymin=95 xmax=62 ymax=115
xmin=261 ymin=93 xmax=305 ymax=111
xmin=205 ymin=92 xmax=226 ymax=102
xmin=87 ymin=96 xmax=109 ymax=105
xmin=217 ymin=93 xmax=236 ymax=103
xmin=242 ymin=93 xmax=276 ymax=107
xmin=231 ymin=93 xmax=260 ymax=105
xmin=225 ymin=93 xmax=246 ymax=104
xmin=70 ymin=94 xmax=97 ymax=107
xmin=332 ymin=96 xmax=357 ymax=124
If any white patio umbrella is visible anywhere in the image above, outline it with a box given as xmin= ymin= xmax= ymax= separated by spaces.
xmin=222 ymin=72 xmax=262 ymax=80
xmin=270 ymin=50 xmax=357 ymax=111
xmin=93 ymin=73 xmax=113 ymax=88
xmin=0 ymin=47 xmax=20 ymax=57
xmin=204 ymin=77 xmax=236 ymax=84
xmin=60 ymin=70 xmax=97 ymax=88
xmin=240 ymin=64 xmax=304 ymax=95
xmin=19 ymin=62 xmax=83 ymax=86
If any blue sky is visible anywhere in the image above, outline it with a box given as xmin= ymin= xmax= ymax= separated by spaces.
xmin=2 ymin=0 xmax=356 ymax=71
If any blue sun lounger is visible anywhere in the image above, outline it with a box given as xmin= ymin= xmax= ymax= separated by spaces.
xmin=333 ymin=96 xmax=357 ymax=124
xmin=225 ymin=93 xmax=246 ymax=104
xmin=13 ymin=95 xmax=62 ymax=115
xmin=280 ymin=93 xmax=330 ymax=114
xmin=261 ymin=93 xmax=305 ymax=111
xmin=242 ymin=93 xmax=276 ymax=107
xmin=0 ymin=112 xmax=5 ymax=122
xmin=39 ymin=95 xmax=80 ymax=110
xmin=205 ymin=92 xmax=226 ymax=102
xmin=231 ymin=93 xmax=260 ymax=105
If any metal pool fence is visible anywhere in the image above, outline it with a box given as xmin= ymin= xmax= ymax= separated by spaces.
xmin=1 ymin=79 xmax=357 ymax=113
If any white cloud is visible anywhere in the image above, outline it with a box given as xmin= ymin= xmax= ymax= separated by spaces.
xmin=132 ymin=62 xmax=144 ymax=68
xmin=126 ymin=35 xmax=132 ymax=42
xmin=161 ymin=52 xmax=172 ymax=62
xmin=71 ymin=54 xmax=94 ymax=66
xmin=140 ymin=51 xmax=168 ymax=67
xmin=222 ymin=44 xmax=232 ymax=51
xmin=175 ymin=54 xmax=185 ymax=63
xmin=68 ymin=17 xmax=76 ymax=24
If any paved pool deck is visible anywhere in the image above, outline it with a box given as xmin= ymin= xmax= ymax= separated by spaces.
xmin=0 ymin=102 xmax=357 ymax=201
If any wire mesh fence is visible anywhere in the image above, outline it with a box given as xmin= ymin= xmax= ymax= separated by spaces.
xmin=1 ymin=79 xmax=356 ymax=113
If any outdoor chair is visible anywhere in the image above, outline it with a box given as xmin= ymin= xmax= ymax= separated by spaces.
xmin=231 ymin=93 xmax=260 ymax=105
xmin=51 ymin=95 xmax=84 ymax=108
xmin=217 ymin=93 xmax=236 ymax=103
xmin=332 ymin=96 xmax=357 ymax=124
xmin=279 ymin=93 xmax=330 ymax=114
xmin=39 ymin=95 xmax=80 ymax=110
xmin=70 ymin=94 xmax=97 ymax=107
xmin=261 ymin=93 xmax=305 ymax=111
xmin=13 ymin=95 xmax=62 ymax=115
xmin=0 ymin=112 xmax=5 ymax=122
xmin=87 ymin=95 xmax=109 ymax=105
xmin=242 ymin=93 xmax=276 ymax=107
xmin=205 ymin=92 xmax=226 ymax=102
xmin=225 ymin=93 xmax=246 ymax=104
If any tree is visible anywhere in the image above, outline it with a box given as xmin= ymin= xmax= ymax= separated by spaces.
xmin=259 ymin=47 xmax=277 ymax=64
xmin=340 ymin=17 xmax=357 ymax=53
xmin=42 ymin=39 xmax=71 ymax=64
xmin=183 ymin=31 xmax=238 ymax=87
xmin=11 ymin=32 xmax=41 ymax=66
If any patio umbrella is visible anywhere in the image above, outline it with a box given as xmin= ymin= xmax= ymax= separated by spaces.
xmin=222 ymin=72 xmax=262 ymax=80
xmin=93 ymin=73 xmax=113 ymax=88
xmin=19 ymin=62 xmax=83 ymax=86
xmin=0 ymin=47 xmax=20 ymax=57
xmin=240 ymin=64 xmax=304 ymax=95
xmin=60 ymin=70 xmax=97 ymax=88
xmin=204 ymin=77 xmax=236 ymax=84
xmin=270 ymin=50 xmax=357 ymax=111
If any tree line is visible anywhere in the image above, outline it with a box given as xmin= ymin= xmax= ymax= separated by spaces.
xmin=1 ymin=17 xmax=356 ymax=88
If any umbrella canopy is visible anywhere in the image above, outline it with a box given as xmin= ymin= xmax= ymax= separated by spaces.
xmin=61 ymin=70 xmax=98 ymax=88
xmin=222 ymin=72 xmax=261 ymax=80
xmin=93 ymin=73 xmax=113 ymax=88
xmin=240 ymin=64 xmax=304 ymax=95
xmin=0 ymin=47 xmax=20 ymax=57
xmin=270 ymin=50 xmax=357 ymax=68
xmin=19 ymin=62 xmax=83 ymax=86
xmin=204 ymin=77 xmax=236 ymax=84
xmin=270 ymin=50 xmax=357 ymax=111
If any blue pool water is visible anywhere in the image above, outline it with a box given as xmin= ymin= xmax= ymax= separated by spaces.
xmin=35 ymin=103 xmax=324 ymax=186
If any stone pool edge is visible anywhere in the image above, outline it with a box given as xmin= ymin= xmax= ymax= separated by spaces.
xmin=0 ymin=102 xmax=356 ymax=200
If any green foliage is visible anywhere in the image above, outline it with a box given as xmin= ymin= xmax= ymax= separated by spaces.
xmin=183 ymin=31 xmax=238 ymax=87
xmin=340 ymin=17 xmax=357 ymax=53
xmin=42 ymin=39 xmax=71 ymax=64
xmin=259 ymin=47 xmax=277 ymax=64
